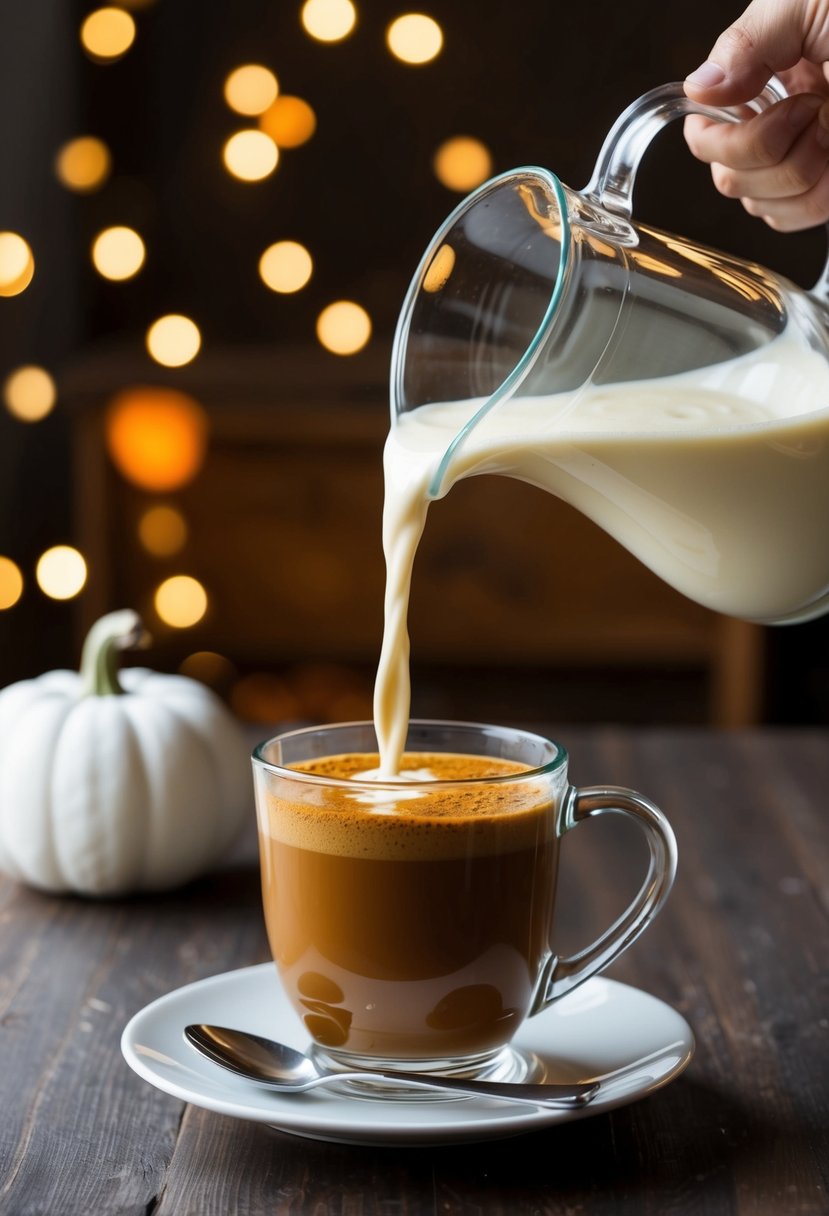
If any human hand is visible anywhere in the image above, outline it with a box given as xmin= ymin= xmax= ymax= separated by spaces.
xmin=683 ymin=0 xmax=829 ymax=231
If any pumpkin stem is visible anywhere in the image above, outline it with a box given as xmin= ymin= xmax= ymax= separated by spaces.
xmin=79 ymin=610 xmax=148 ymax=697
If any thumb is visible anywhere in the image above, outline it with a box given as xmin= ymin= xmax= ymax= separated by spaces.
xmin=685 ymin=0 xmax=829 ymax=104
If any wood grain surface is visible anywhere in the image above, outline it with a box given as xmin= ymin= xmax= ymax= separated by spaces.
xmin=0 ymin=728 xmax=826 ymax=1215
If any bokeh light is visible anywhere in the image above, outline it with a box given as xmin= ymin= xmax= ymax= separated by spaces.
xmin=222 ymin=129 xmax=279 ymax=181
xmin=386 ymin=13 xmax=443 ymax=64
xmin=0 ymin=233 xmax=34 ymax=298
xmin=55 ymin=137 xmax=112 ymax=193
xmin=138 ymin=504 xmax=189 ymax=556
xmin=154 ymin=575 xmax=208 ymax=628
xmin=106 ymin=387 xmax=208 ymax=491
xmin=179 ymin=650 xmax=236 ymax=687
xmin=80 ymin=7 xmax=136 ymax=61
xmin=3 ymin=366 xmax=57 ymax=422
xmin=259 ymin=241 xmax=313 ymax=293
xmin=301 ymin=0 xmax=357 ymax=43
xmin=316 ymin=301 xmax=372 ymax=355
xmin=36 ymin=546 xmax=87 ymax=601
xmin=433 ymin=136 xmax=493 ymax=191
xmin=146 ymin=314 xmax=202 ymax=367
xmin=0 ymin=557 xmax=23 ymax=610
xmin=91 ymin=226 xmax=146 ymax=281
xmin=259 ymin=96 xmax=317 ymax=147
xmin=224 ymin=64 xmax=279 ymax=115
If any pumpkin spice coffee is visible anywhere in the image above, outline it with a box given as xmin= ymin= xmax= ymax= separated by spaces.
xmin=252 ymin=720 xmax=676 ymax=1085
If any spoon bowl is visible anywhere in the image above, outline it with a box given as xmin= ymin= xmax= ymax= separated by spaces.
xmin=184 ymin=1024 xmax=600 ymax=1108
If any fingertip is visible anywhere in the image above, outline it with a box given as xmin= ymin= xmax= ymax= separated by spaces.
xmin=685 ymin=61 xmax=727 ymax=92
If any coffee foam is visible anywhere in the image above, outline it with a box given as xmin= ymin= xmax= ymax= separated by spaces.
xmin=258 ymin=751 xmax=559 ymax=860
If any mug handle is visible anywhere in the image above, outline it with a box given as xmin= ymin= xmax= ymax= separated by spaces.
xmin=531 ymin=784 xmax=678 ymax=1011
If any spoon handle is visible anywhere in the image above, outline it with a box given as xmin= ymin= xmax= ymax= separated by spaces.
xmin=324 ymin=1070 xmax=600 ymax=1108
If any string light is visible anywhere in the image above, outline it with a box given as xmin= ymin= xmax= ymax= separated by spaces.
xmin=91 ymin=226 xmax=146 ymax=281
xmin=55 ymin=137 xmax=111 ymax=192
xmin=0 ymin=233 xmax=34 ymax=297
xmin=36 ymin=546 xmax=87 ymax=601
xmin=0 ymin=557 xmax=23 ymax=610
xmin=301 ymin=0 xmax=357 ymax=43
xmin=259 ymin=241 xmax=313 ymax=293
xmin=224 ymin=65 xmax=279 ymax=116
xmin=80 ymin=7 xmax=136 ymax=62
xmin=222 ymin=130 xmax=279 ymax=181
xmin=106 ymin=387 xmax=208 ymax=491
xmin=433 ymin=136 xmax=493 ymax=191
xmin=154 ymin=575 xmax=208 ymax=628
xmin=138 ymin=504 xmax=189 ymax=556
xmin=259 ymin=96 xmax=317 ymax=147
xmin=386 ymin=13 xmax=443 ymax=64
xmin=146 ymin=314 xmax=202 ymax=367
xmin=316 ymin=301 xmax=372 ymax=355
xmin=3 ymin=366 xmax=56 ymax=422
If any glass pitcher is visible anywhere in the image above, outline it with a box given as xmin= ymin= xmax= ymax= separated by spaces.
xmin=389 ymin=82 xmax=829 ymax=625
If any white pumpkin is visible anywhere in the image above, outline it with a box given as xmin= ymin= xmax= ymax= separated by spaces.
xmin=0 ymin=609 xmax=252 ymax=895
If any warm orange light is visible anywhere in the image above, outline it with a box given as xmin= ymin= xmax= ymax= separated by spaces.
xmin=222 ymin=129 xmax=279 ymax=181
xmin=422 ymin=243 xmax=455 ymax=293
xmin=3 ymin=366 xmax=57 ymax=421
xmin=55 ymin=137 xmax=112 ymax=192
xmin=224 ymin=64 xmax=279 ymax=116
xmin=259 ymin=95 xmax=317 ymax=147
xmin=433 ymin=136 xmax=493 ymax=191
xmin=301 ymin=0 xmax=357 ymax=42
xmin=105 ymin=387 xmax=209 ymax=491
xmin=259 ymin=241 xmax=313 ymax=293
xmin=36 ymin=546 xmax=87 ymax=601
xmin=316 ymin=301 xmax=372 ymax=355
xmin=80 ymin=7 xmax=136 ymax=61
xmin=154 ymin=575 xmax=208 ymax=628
xmin=146 ymin=314 xmax=202 ymax=367
xmin=91 ymin=226 xmax=146 ymax=281
xmin=179 ymin=650 xmax=236 ymax=686
xmin=0 ymin=233 xmax=34 ymax=298
xmin=138 ymin=504 xmax=189 ymax=556
xmin=386 ymin=13 xmax=443 ymax=63
xmin=0 ymin=557 xmax=23 ymax=610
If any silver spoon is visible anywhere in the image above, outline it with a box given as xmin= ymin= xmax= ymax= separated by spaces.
xmin=184 ymin=1024 xmax=600 ymax=1108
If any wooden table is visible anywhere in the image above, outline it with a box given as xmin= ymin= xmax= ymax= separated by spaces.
xmin=1 ymin=727 xmax=827 ymax=1214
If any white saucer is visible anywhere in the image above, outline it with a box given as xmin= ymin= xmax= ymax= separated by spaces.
xmin=121 ymin=963 xmax=694 ymax=1147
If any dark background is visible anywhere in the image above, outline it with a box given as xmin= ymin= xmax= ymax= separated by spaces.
xmin=1 ymin=0 xmax=828 ymax=724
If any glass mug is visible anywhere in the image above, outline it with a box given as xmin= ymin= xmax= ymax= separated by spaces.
xmin=252 ymin=720 xmax=677 ymax=1088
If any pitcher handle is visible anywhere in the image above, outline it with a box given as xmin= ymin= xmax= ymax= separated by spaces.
xmin=584 ymin=79 xmax=829 ymax=305
xmin=531 ymin=784 xmax=677 ymax=1010
xmin=584 ymin=78 xmax=787 ymax=217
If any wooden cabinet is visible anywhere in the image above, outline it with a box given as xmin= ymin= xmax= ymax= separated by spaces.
xmin=65 ymin=345 xmax=764 ymax=726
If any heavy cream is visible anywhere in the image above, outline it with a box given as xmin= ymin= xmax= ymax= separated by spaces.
xmin=374 ymin=334 xmax=829 ymax=773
